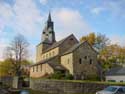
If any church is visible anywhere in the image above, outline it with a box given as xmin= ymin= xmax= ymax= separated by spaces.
xmin=30 ymin=13 xmax=101 ymax=79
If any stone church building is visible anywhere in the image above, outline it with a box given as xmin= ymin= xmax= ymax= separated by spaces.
xmin=30 ymin=13 xmax=101 ymax=79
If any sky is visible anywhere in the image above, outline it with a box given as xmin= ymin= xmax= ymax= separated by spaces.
xmin=0 ymin=0 xmax=125 ymax=61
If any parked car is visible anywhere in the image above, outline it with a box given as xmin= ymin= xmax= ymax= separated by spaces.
xmin=96 ymin=86 xmax=125 ymax=94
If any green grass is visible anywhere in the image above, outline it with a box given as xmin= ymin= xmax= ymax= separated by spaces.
xmin=30 ymin=78 xmax=125 ymax=85
xmin=29 ymin=89 xmax=47 ymax=94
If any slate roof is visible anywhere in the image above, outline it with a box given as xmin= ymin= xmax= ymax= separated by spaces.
xmin=30 ymin=56 xmax=66 ymax=71
xmin=106 ymin=67 xmax=125 ymax=76
xmin=62 ymin=42 xmax=83 ymax=55
xmin=48 ymin=61 xmax=66 ymax=71
xmin=62 ymin=41 xmax=97 ymax=56
xmin=43 ymin=34 xmax=75 ymax=53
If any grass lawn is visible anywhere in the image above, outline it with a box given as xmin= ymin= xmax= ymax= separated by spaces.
xmin=29 ymin=89 xmax=47 ymax=94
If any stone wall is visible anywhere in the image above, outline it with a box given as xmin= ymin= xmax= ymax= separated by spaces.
xmin=61 ymin=53 xmax=73 ymax=75
xmin=0 ymin=76 xmax=13 ymax=86
xmin=73 ymin=42 xmax=99 ymax=79
xmin=30 ymin=63 xmax=54 ymax=78
xmin=30 ymin=79 xmax=110 ymax=94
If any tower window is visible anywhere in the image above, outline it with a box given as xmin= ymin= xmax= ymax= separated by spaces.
xmin=53 ymin=51 xmax=55 ymax=56
xmin=67 ymin=59 xmax=70 ymax=64
xmin=43 ymin=32 xmax=45 ymax=34
xmin=49 ymin=52 xmax=51 ymax=57
xmin=46 ymin=54 xmax=48 ymax=58
xmin=49 ymin=32 xmax=52 ymax=34
xmin=79 ymin=58 xmax=82 ymax=64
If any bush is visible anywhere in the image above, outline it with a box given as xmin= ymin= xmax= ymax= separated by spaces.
xmin=50 ymin=71 xmax=65 ymax=79
xmin=65 ymin=74 xmax=73 ymax=80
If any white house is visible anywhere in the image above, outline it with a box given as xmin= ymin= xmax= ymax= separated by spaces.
xmin=106 ymin=67 xmax=125 ymax=82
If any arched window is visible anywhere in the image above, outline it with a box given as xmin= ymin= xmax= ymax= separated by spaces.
xmin=84 ymin=56 xmax=87 ymax=60
xmin=79 ymin=58 xmax=82 ymax=64
xmin=90 ymin=59 xmax=93 ymax=64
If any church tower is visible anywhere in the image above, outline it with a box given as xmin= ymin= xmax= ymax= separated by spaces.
xmin=42 ymin=12 xmax=56 ymax=44
xmin=36 ymin=13 xmax=56 ymax=62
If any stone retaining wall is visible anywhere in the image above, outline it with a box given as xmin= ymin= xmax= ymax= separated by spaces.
xmin=30 ymin=79 xmax=110 ymax=94
xmin=0 ymin=76 xmax=13 ymax=86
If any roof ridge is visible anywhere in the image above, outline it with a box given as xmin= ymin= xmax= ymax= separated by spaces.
xmin=43 ymin=34 xmax=75 ymax=53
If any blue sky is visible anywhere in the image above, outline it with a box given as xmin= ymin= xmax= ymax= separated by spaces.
xmin=0 ymin=0 xmax=125 ymax=61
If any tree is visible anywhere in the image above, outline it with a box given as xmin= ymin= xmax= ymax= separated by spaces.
xmin=94 ymin=33 xmax=110 ymax=52
xmin=80 ymin=32 xmax=96 ymax=46
xmin=80 ymin=33 xmax=110 ymax=51
xmin=0 ymin=59 xmax=15 ymax=77
xmin=4 ymin=34 xmax=29 ymax=76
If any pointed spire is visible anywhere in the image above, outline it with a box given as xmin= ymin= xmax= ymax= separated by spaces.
xmin=48 ymin=12 xmax=52 ymax=22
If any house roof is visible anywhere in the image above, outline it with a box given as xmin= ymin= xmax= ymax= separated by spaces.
xmin=62 ymin=41 xmax=97 ymax=56
xmin=30 ymin=56 xmax=58 ymax=66
xmin=43 ymin=34 xmax=76 ymax=53
xmin=62 ymin=42 xmax=83 ymax=55
xmin=47 ymin=61 xmax=66 ymax=71
xmin=30 ymin=56 xmax=66 ymax=71
xmin=106 ymin=67 xmax=125 ymax=76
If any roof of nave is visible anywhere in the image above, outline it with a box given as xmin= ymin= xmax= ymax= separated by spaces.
xmin=42 ymin=34 xmax=78 ymax=53
xmin=62 ymin=41 xmax=98 ymax=56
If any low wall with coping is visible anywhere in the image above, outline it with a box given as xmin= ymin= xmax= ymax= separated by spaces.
xmin=30 ymin=79 xmax=113 ymax=94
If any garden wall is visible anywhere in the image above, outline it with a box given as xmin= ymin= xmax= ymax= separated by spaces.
xmin=30 ymin=79 xmax=113 ymax=94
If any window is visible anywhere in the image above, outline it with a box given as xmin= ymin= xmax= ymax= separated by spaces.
xmin=43 ymin=32 xmax=45 ymax=34
xmin=70 ymin=38 xmax=73 ymax=41
xmin=67 ymin=59 xmax=70 ymax=64
xmin=79 ymin=58 xmax=82 ymax=64
xmin=42 ymin=55 xmax=44 ymax=59
xmin=46 ymin=54 xmax=48 ymax=58
xmin=41 ymin=65 xmax=42 ymax=72
xmin=53 ymin=51 xmax=55 ymax=56
xmin=43 ymin=55 xmax=45 ymax=59
xmin=36 ymin=65 xmax=38 ymax=72
xmin=84 ymin=56 xmax=87 ymax=60
xmin=33 ymin=67 xmax=34 ymax=72
xmin=49 ymin=52 xmax=51 ymax=57
xmin=90 ymin=59 xmax=93 ymax=64
xmin=117 ymin=88 xmax=125 ymax=93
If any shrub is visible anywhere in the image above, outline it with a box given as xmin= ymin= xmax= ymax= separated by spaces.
xmin=65 ymin=74 xmax=73 ymax=80
xmin=50 ymin=71 xmax=65 ymax=79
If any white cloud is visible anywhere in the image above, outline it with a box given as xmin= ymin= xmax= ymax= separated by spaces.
xmin=0 ymin=3 xmax=13 ymax=32
xmin=52 ymin=8 xmax=93 ymax=40
xmin=0 ymin=0 xmax=43 ymax=61
xmin=91 ymin=0 xmax=125 ymax=18
xmin=0 ymin=39 xmax=8 ymax=61
xmin=13 ymin=0 xmax=43 ymax=36
xmin=91 ymin=7 xmax=105 ymax=15
xmin=110 ymin=35 xmax=125 ymax=47
xmin=40 ymin=0 xmax=48 ymax=5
